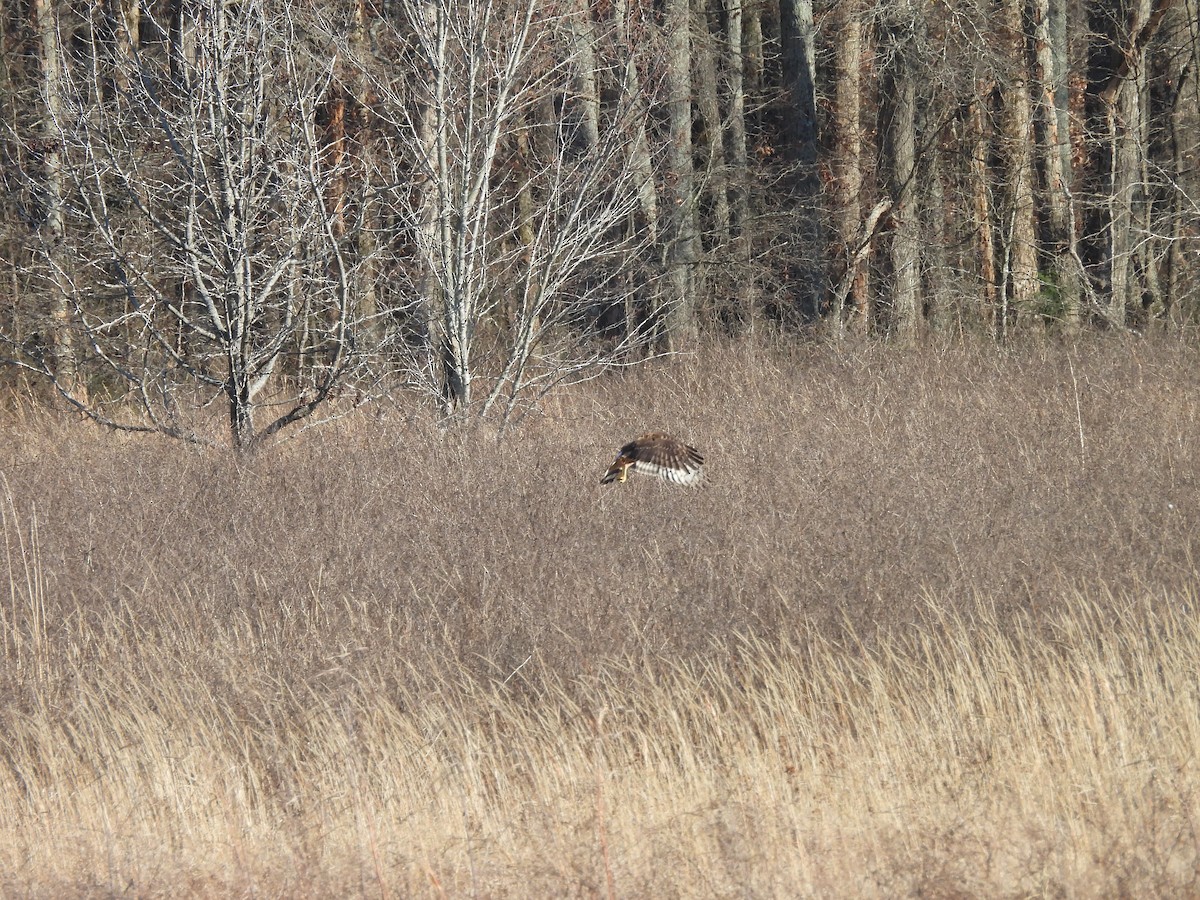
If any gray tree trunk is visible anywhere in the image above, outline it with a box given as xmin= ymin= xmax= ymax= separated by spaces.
xmin=780 ymin=0 xmax=822 ymax=319
xmin=999 ymin=0 xmax=1040 ymax=326
xmin=614 ymin=0 xmax=659 ymax=341
xmin=724 ymin=0 xmax=749 ymax=233
xmin=1096 ymin=0 xmax=1172 ymax=328
xmin=831 ymin=0 xmax=867 ymax=333
xmin=1107 ymin=0 xmax=1153 ymax=327
xmin=1165 ymin=0 xmax=1199 ymax=326
xmin=350 ymin=0 xmax=381 ymax=348
xmin=567 ymin=0 xmax=600 ymax=152
xmin=413 ymin=0 xmax=458 ymax=408
xmin=888 ymin=29 xmax=921 ymax=342
xmin=1033 ymin=0 xmax=1081 ymax=332
xmin=614 ymin=0 xmax=658 ymax=244
xmin=969 ymin=85 xmax=998 ymax=335
xmin=744 ymin=0 xmax=763 ymax=92
xmin=168 ymin=0 xmax=196 ymax=90
xmin=661 ymin=0 xmax=698 ymax=349
xmin=33 ymin=0 xmax=82 ymax=399
xmin=693 ymin=0 xmax=730 ymax=242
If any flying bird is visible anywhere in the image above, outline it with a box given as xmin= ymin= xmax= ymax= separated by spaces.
xmin=601 ymin=432 xmax=705 ymax=486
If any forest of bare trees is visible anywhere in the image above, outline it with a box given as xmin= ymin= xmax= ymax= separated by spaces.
xmin=0 ymin=0 xmax=1197 ymax=445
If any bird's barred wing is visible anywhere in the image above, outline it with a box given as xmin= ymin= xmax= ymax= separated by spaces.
xmin=628 ymin=456 xmax=704 ymax=485
xmin=602 ymin=433 xmax=705 ymax=486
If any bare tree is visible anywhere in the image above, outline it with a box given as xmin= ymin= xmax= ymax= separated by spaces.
xmin=744 ymin=0 xmax=764 ymax=94
xmin=29 ymin=0 xmax=81 ymax=399
xmin=567 ymin=0 xmax=601 ymax=153
xmin=612 ymin=0 xmax=659 ymax=233
xmin=881 ymin=1 xmax=922 ymax=341
xmin=830 ymin=0 xmax=868 ymax=334
xmin=1086 ymin=0 xmax=1174 ymax=328
xmin=998 ymin=0 xmax=1041 ymax=328
xmin=1161 ymin=0 xmax=1200 ymax=324
xmin=967 ymin=82 xmax=999 ymax=334
xmin=779 ymin=0 xmax=822 ymax=320
xmin=723 ymin=0 xmax=749 ymax=234
xmin=693 ymin=0 xmax=731 ymax=243
xmin=612 ymin=0 xmax=660 ymax=341
xmin=662 ymin=0 xmax=700 ymax=348
xmin=1033 ymin=0 xmax=1082 ymax=331
xmin=367 ymin=0 xmax=659 ymax=418
xmin=5 ymin=0 xmax=375 ymax=449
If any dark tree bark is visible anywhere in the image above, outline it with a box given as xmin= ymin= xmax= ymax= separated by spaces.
xmin=745 ymin=0 xmax=763 ymax=92
xmin=969 ymin=85 xmax=999 ymax=334
xmin=999 ymin=0 xmax=1040 ymax=327
xmin=830 ymin=0 xmax=868 ymax=333
xmin=661 ymin=0 xmax=699 ymax=348
xmin=1088 ymin=0 xmax=1173 ymax=328
xmin=779 ymin=0 xmax=822 ymax=320
xmin=724 ymin=0 xmax=749 ymax=233
xmin=693 ymin=0 xmax=730 ymax=242
xmin=1033 ymin=0 xmax=1082 ymax=332
xmin=1161 ymin=0 xmax=1199 ymax=325
xmin=567 ymin=0 xmax=601 ymax=153
xmin=614 ymin=0 xmax=658 ymax=244
xmin=885 ymin=19 xmax=921 ymax=342
xmin=32 ymin=0 xmax=82 ymax=399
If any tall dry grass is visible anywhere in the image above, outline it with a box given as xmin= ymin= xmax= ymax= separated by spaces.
xmin=1 ymin=336 xmax=1199 ymax=895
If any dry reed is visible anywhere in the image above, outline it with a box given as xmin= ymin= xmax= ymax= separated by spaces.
xmin=1 ymin=336 xmax=1198 ymax=896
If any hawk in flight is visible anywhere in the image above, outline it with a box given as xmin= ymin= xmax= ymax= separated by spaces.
xmin=601 ymin=432 xmax=705 ymax=486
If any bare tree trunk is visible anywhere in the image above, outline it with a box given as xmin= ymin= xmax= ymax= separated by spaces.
xmin=1092 ymin=0 xmax=1172 ymax=328
xmin=423 ymin=0 xmax=471 ymax=410
xmin=412 ymin=0 xmax=449 ymax=406
xmin=1164 ymin=0 xmax=1199 ymax=326
xmin=999 ymin=0 xmax=1040 ymax=325
xmin=114 ymin=0 xmax=138 ymax=69
xmin=1107 ymin=81 xmax=1138 ymax=328
xmin=350 ymin=0 xmax=381 ymax=348
xmin=95 ymin=0 xmax=139 ymax=97
xmin=1107 ymin=0 xmax=1154 ymax=328
xmin=744 ymin=0 xmax=763 ymax=92
xmin=614 ymin=0 xmax=658 ymax=244
xmin=1097 ymin=0 xmax=1176 ymax=107
xmin=887 ymin=25 xmax=920 ymax=343
xmin=613 ymin=0 xmax=659 ymax=343
xmin=322 ymin=92 xmax=348 ymax=240
xmin=167 ymin=0 xmax=196 ymax=91
xmin=661 ymin=0 xmax=698 ymax=349
xmin=968 ymin=86 xmax=998 ymax=335
xmin=32 ymin=0 xmax=83 ymax=401
xmin=693 ymin=0 xmax=730 ymax=242
xmin=511 ymin=113 xmax=538 ymax=341
xmin=1033 ymin=0 xmax=1081 ymax=333
xmin=724 ymin=0 xmax=749 ymax=233
xmin=831 ymin=0 xmax=867 ymax=334
xmin=567 ymin=0 xmax=600 ymax=152
xmin=779 ymin=0 xmax=822 ymax=320
xmin=925 ymin=146 xmax=953 ymax=331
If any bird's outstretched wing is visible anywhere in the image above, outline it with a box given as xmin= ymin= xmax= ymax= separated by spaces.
xmin=601 ymin=432 xmax=705 ymax=485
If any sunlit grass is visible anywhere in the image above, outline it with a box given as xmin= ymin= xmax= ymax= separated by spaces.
xmin=1 ymin=336 xmax=1199 ymax=895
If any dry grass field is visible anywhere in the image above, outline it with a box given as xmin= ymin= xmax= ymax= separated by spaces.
xmin=2 ymin=337 xmax=1200 ymax=896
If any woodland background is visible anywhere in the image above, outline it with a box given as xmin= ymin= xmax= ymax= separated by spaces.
xmin=0 ymin=0 xmax=1197 ymax=447
xmin=2 ymin=1 xmax=1200 ymax=891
